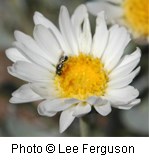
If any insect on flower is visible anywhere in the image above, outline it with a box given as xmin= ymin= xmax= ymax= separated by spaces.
xmin=56 ymin=54 xmax=68 ymax=75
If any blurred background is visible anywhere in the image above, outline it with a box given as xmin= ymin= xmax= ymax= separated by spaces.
xmin=0 ymin=0 xmax=148 ymax=137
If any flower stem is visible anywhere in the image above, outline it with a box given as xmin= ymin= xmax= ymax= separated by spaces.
xmin=79 ymin=117 xmax=89 ymax=137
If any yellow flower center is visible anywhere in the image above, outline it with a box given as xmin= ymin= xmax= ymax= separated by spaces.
xmin=55 ymin=54 xmax=109 ymax=100
xmin=123 ymin=0 xmax=149 ymax=37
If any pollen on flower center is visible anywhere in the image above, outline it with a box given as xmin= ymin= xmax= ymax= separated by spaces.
xmin=123 ymin=0 xmax=149 ymax=37
xmin=55 ymin=54 xmax=109 ymax=100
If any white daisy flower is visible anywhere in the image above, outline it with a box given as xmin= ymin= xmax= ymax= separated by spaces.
xmin=6 ymin=5 xmax=141 ymax=133
xmin=86 ymin=0 xmax=149 ymax=44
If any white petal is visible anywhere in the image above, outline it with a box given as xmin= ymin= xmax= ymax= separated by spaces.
xmin=37 ymin=98 xmax=72 ymax=117
xmin=71 ymin=5 xmax=88 ymax=52
xmin=14 ymin=31 xmax=55 ymax=70
xmin=64 ymin=98 xmax=80 ymax=105
xmin=9 ymin=61 xmax=51 ymax=83
xmin=14 ymin=41 xmax=55 ymax=72
xmin=86 ymin=1 xmax=123 ymax=21
xmin=87 ymin=96 xmax=108 ymax=105
xmin=59 ymin=106 xmax=76 ymax=133
xmin=33 ymin=11 xmax=55 ymax=28
xmin=30 ymin=82 xmax=58 ymax=99
xmin=87 ymin=96 xmax=98 ymax=105
xmin=73 ymin=102 xmax=91 ymax=117
xmin=10 ymin=84 xmax=43 ymax=104
xmin=7 ymin=66 xmax=31 ymax=82
xmin=106 ymin=86 xmax=139 ymax=105
xmin=108 ymin=67 xmax=140 ymax=88
xmin=5 ymin=48 xmax=29 ymax=63
xmin=94 ymin=100 xmax=112 ymax=116
xmin=33 ymin=25 xmax=62 ymax=64
xmin=110 ymin=48 xmax=141 ymax=78
xmin=102 ymin=26 xmax=131 ymax=71
xmin=104 ymin=96 xmax=124 ymax=106
xmin=101 ymin=25 xmax=118 ymax=60
xmin=9 ymin=97 xmax=41 ymax=104
xmin=79 ymin=16 xmax=92 ymax=54
xmin=91 ymin=11 xmax=109 ymax=58
xmin=116 ymin=48 xmax=141 ymax=68
xmin=106 ymin=0 xmax=123 ymax=3
xmin=117 ymin=99 xmax=141 ymax=110
xmin=14 ymin=31 xmax=50 ymax=60
xmin=59 ymin=6 xmax=78 ymax=55
xmin=33 ymin=11 xmax=70 ymax=54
